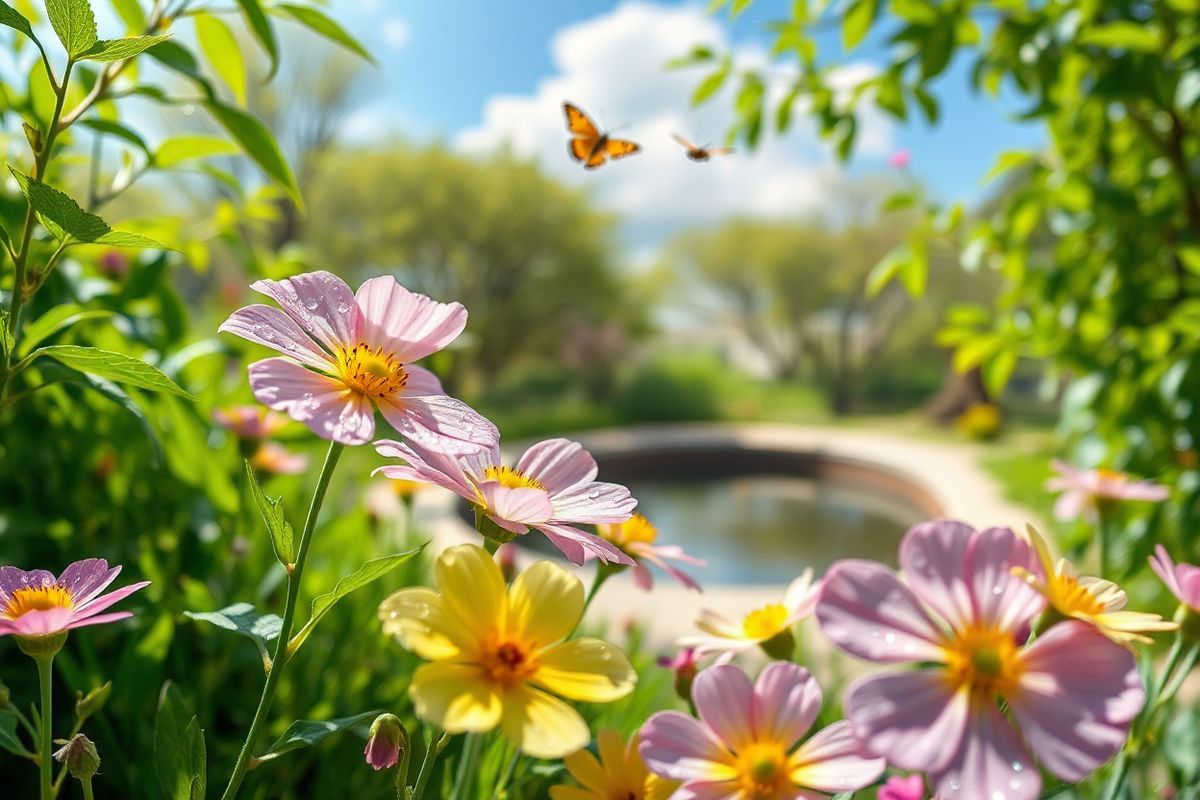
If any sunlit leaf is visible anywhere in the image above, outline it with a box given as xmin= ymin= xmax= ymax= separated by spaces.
xmin=8 ymin=168 xmax=169 ymax=248
xmin=195 ymin=12 xmax=246 ymax=105
xmin=234 ymin=0 xmax=278 ymax=78
xmin=691 ymin=58 xmax=730 ymax=106
xmin=258 ymin=711 xmax=380 ymax=761
xmin=0 ymin=0 xmax=35 ymax=41
xmin=17 ymin=304 xmax=112 ymax=356
xmin=37 ymin=345 xmax=193 ymax=398
xmin=204 ymin=100 xmax=303 ymax=208
xmin=45 ymin=0 xmax=97 ymax=57
xmin=842 ymin=0 xmax=876 ymax=51
xmin=154 ymin=682 xmax=206 ymax=800
xmin=154 ymin=135 xmax=240 ymax=168
xmin=1078 ymin=22 xmax=1163 ymax=52
xmin=275 ymin=3 xmax=374 ymax=63
xmin=80 ymin=33 xmax=170 ymax=61
xmin=109 ymin=0 xmax=145 ymax=30
xmin=80 ymin=118 xmax=151 ymax=156
xmin=184 ymin=603 xmax=281 ymax=667
xmin=244 ymin=461 xmax=295 ymax=567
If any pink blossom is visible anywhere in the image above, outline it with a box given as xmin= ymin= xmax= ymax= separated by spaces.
xmin=220 ymin=271 xmax=497 ymax=448
xmin=657 ymin=647 xmax=699 ymax=676
xmin=1150 ymin=545 xmax=1200 ymax=613
xmin=639 ymin=662 xmax=885 ymax=799
xmin=598 ymin=514 xmax=705 ymax=591
xmin=0 ymin=559 xmax=149 ymax=638
xmin=889 ymin=150 xmax=911 ymax=169
xmin=363 ymin=713 xmax=406 ymax=771
xmin=374 ymin=436 xmax=636 ymax=565
xmin=213 ymin=405 xmax=289 ymax=439
xmin=250 ymin=442 xmax=309 ymax=475
xmin=817 ymin=520 xmax=1145 ymax=800
xmin=1046 ymin=460 xmax=1168 ymax=521
xmin=878 ymin=774 xmax=926 ymax=800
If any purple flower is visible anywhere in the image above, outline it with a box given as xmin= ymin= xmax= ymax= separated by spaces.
xmin=0 ymin=559 xmax=148 ymax=638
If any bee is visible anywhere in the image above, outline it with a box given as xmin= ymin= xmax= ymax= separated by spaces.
xmin=672 ymin=133 xmax=735 ymax=162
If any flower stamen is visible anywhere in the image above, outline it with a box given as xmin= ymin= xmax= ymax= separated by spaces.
xmin=943 ymin=624 xmax=1023 ymax=700
xmin=336 ymin=343 xmax=408 ymax=399
xmin=482 ymin=465 xmax=546 ymax=492
xmin=742 ymin=604 xmax=788 ymax=641
xmin=4 ymin=585 xmax=75 ymax=618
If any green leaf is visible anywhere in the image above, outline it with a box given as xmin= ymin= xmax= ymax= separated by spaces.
xmin=0 ymin=708 xmax=26 ymax=755
xmin=155 ymin=135 xmax=240 ymax=168
xmin=195 ymin=12 xmax=246 ymax=105
xmin=912 ymin=85 xmax=939 ymax=122
xmin=245 ymin=460 xmax=295 ymax=567
xmin=8 ymin=168 xmax=168 ymax=248
xmin=17 ymin=304 xmax=112 ymax=356
xmin=259 ymin=711 xmax=381 ymax=761
xmin=664 ymin=44 xmax=714 ymax=70
xmin=867 ymin=245 xmax=911 ymax=296
xmin=45 ymin=0 xmax=97 ymax=57
xmin=982 ymin=150 xmax=1034 ymax=184
xmin=80 ymin=118 xmax=151 ymax=156
xmin=37 ymin=345 xmax=194 ymax=398
xmin=204 ymin=100 xmax=303 ymax=208
xmin=289 ymin=549 xmax=424 ymax=653
xmin=691 ymin=58 xmax=730 ymax=106
xmin=184 ymin=603 xmax=282 ymax=667
xmin=154 ymin=682 xmax=206 ymax=800
xmin=80 ymin=33 xmax=170 ymax=61
xmin=145 ymin=40 xmax=214 ymax=95
xmin=109 ymin=0 xmax=146 ymax=31
xmin=842 ymin=0 xmax=876 ymax=51
xmin=50 ymin=368 xmax=164 ymax=464
xmin=920 ymin=18 xmax=954 ymax=80
xmin=1078 ymin=22 xmax=1163 ymax=53
xmin=882 ymin=191 xmax=916 ymax=212
xmin=984 ymin=347 xmax=1017 ymax=395
xmin=275 ymin=4 xmax=374 ymax=63
xmin=0 ymin=1 xmax=35 ymax=41
xmin=234 ymin=0 xmax=278 ymax=78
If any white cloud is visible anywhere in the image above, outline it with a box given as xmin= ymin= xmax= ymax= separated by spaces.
xmin=454 ymin=2 xmax=894 ymax=250
xmin=382 ymin=17 xmax=410 ymax=49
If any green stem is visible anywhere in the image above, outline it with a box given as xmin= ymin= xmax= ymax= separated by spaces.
xmin=1158 ymin=641 xmax=1200 ymax=707
xmin=218 ymin=441 xmax=344 ymax=800
xmin=80 ymin=778 xmax=94 ymax=800
xmin=450 ymin=733 xmax=481 ymax=799
xmin=410 ymin=729 xmax=447 ymax=800
xmin=1095 ymin=503 xmax=1118 ymax=578
xmin=583 ymin=563 xmax=616 ymax=614
xmin=493 ymin=747 xmax=520 ymax=798
xmin=35 ymin=655 xmax=54 ymax=800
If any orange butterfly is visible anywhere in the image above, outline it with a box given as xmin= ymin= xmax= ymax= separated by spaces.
xmin=564 ymin=102 xmax=641 ymax=170
xmin=672 ymin=133 xmax=734 ymax=162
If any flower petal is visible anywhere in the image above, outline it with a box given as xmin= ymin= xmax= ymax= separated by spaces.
xmin=1008 ymin=620 xmax=1143 ymax=782
xmin=550 ymin=481 xmax=637 ymax=525
xmin=378 ymin=587 xmax=477 ymax=661
xmin=352 ymin=276 xmax=468 ymax=362
xmin=844 ymin=670 xmax=968 ymax=774
xmin=500 ymin=685 xmax=590 ymax=759
xmin=248 ymin=358 xmax=375 ymax=445
xmin=1150 ymin=545 xmax=1184 ymax=600
xmin=251 ymin=271 xmax=357 ymax=352
xmin=480 ymin=483 xmax=555 ymax=526
xmin=816 ymin=560 xmax=945 ymax=663
xmin=691 ymin=663 xmax=755 ymax=752
xmin=73 ymin=581 xmax=149 ymax=619
xmin=409 ymin=662 xmax=501 ymax=733
xmin=508 ymin=561 xmax=583 ymax=648
xmin=383 ymin=392 xmax=499 ymax=450
xmin=752 ymin=662 xmax=822 ymax=749
xmin=516 ymin=439 xmax=598 ymax=493
xmin=56 ymin=559 xmax=119 ymax=606
xmin=402 ymin=364 xmax=445 ymax=396
xmin=64 ymin=611 xmax=134 ymax=631
xmin=0 ymin=606 xmax=74 ymax=635
xmin=534 ymin=638 xmax=636 ymax=702
xmin=562 ymin=745 xmax=608 ymax=793
xmin=899 ymin=519 xmax=976 ymax=631
xmin=784 ymin=570 xmax=820 ymax=623
xmin=219 ymin=304 xmax=333 ymax=370
xmin=933 ymin=702 xmax=1038 ymax=800
xmin=0 ymin=567 xmax=59 ymax=604
xmin=373 ymin=438 xmax=481 ymax=500
xmin=536 ymin=523 xmax=634 ymax=566
xmin=435 ymin=545 xmax=505 ymax=643
xmin=788 ymin=720 xmax=886 ymax=794
xmin=966 ymin=526 xmax=1044 ymax=633
xmin=639 ymin=711 xmax=737 ymax=782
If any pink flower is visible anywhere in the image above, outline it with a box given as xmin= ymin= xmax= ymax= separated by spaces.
xmin=658 ymin=647 xmax=700 ymax=702
xmin=889 ymin=149 xmax=911 ymax=169
xmin=0 ymin=559 xmax=149 ymax=638
xmin=374 ymin=436 xmax=636 ymax=565
xmin=597 ymin=514 xmax=705 ymax=591
xmin=363 ymin=713 xmax=406 ymax=771
xmin=219 ymin=271 xmax=497 ymax=448
xmin=879 ymin=774 xmax=926 ymax=800
xmin=639 ymin=662 xmax=885 ymax=799
xmin=213 ymin=405 xmax=289 ymax=439
xmin=1150 ymin=545 xmax=1200 ymax=613
xmin=250 ymin=442 xmax=309 ymax=475
xmin=1046 ymin=460 xmax=1169 ymax=521
xmin=817 ymin=520 xmax=1145 ymax=800
xmin=678 ymin=573 xmax=820 ymax=662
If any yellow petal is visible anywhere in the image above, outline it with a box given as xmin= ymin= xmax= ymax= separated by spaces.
xmin=1023 ymin=525 xmax=1056 ymax=576
xmin=378 ymin=588 xmax=477 ymax=661
xmin=409 ymin=661 xmax=501 ymax=733
xmin=507 ymin=560 xmax=583 ymax=647
xmin=548 ymin=786 xmax=601 ymax=800
xmin=533 ymin=638 xmax=636 ymax=703
xmin=500 ymin=685 xmax=590 ymax=759
xmin=436 ymin=544 xmax=506 ymax=642
xmin=645 ymin=775 xmax=682 ymax=800
xmin=596 ymin=728 xmax=626 ymax=783
xmin=563 ymin=746 xmax=609 ymax=792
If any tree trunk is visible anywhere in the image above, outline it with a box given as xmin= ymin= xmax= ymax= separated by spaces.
xmin=925 ymin=365 xmax=990 ymax=424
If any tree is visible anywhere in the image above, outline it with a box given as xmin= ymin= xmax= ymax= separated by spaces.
xmin=303 ymin=146 xmax=641 ymax=391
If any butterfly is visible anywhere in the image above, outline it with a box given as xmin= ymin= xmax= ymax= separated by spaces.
xmin=672 ymin=133 xmax=735 ymax=162
xmin=564 ymin=102 xmax=641 ymax=170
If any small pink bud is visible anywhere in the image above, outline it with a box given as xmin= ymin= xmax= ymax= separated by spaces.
xmin=878 ymin=774 xmax=926 ymax=800
xmin=888 ymin=149 xmax=911 ymax=170
xmin=496 ymin=543 xmax=518 ymax=584
xmin=364 ymin=713 xmax=406 ymax=771
xmin=98 ymin=250 xmax=129 ymax=280
xmin=658 ymin=648 xmax=699 ymax=702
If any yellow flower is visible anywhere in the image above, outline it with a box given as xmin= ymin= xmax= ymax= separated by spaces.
xmin=679 ymin=572 xmax=819 ymax=660
xmin=1019 ymin=526 xmax=1176 ymax=644
xmin=550 ymin=729 xmax=678 ymax=800
xmin=378 ymin=545 xmax=636 ymax=758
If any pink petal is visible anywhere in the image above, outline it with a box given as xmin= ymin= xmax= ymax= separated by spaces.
xmin=0 ymin=567 xmax=56 ymax=604
xmin=1119 ymin=481 xmax=1168 ymax=502
xmin=219 ymin=304 xmax=333 ymax=370
xmin=57 ymin=560 xmax=120 ymax=606
xmin=639 ymin=711 xmax=734 ymax=782
xmin=844 ymin=671 xmax=968 ymax=774
xmin=402 ymin=365 xmax=445 ymax=396
xmin=478 ymin=483 xmax=554 ymax=526
xmin=816 ymin=560 xmax=944 ymax=663
xmin=1052 ymin=490 xmax=1087 ymax=521
xmin=1008 ymin=620 xmax=1143 ymax=782
xmin=899 ymin=520 xmax=976 ymax=631
xmin=932 ymin=703 xmax=1038 ymax=800
xmin=516 ymin=439 xmax=598 ymax=493
xmin=251 ymin=271 xmax=357 ymax=352
xmin=536 ymin=523 xmax=633 ymax=566
xmin=352 ymin=276 xmax=467 ymax=362
xmin=965 ymin=527 xmax=1044 ymax=633
xmin=373 ymin=438 xmax=480 ymax=500
xmin=248 ymin=358 xmax=376 ymax=445
xmin=878 ymin=774 xmax=928 ymax=800
xmin=382 ymin=393 xmax=499 ymax=450
xmin=73 ymin=581 xmax=150 ymax=618
xmin=631 ymin=563 xmax=654 ymax=591
xmin=752 ymin=662 xmax=821 ymax=749
xmin=693 ymin=663 xmax=755 ymax=752
xmin=789 ymin=720 xmax=886 ymax=794
xmin=635 ymin=546 xmax=702 ymax=591
xmin=550 ymin=481 xmax=637 ymax=525
xmin=2 ymin=606 xmax=74 ymax=635
xmin=1149 ymin=545 xmax=1183 ymax=598
xmin=673 ymin=781 xmax=745 ymax=800
xmin=64 ymin=611 xmax=134 ymax=631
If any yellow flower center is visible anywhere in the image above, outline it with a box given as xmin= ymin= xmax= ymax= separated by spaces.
xmin=742 ymin=604 xmax=789 ymax=641
xmin=736 ymin=741 xmax=791 ymax=799
xmin=336 ymin=343 xmax=408 ymax=399
xmin=1049 ymin=571 xmax=1107 ymax=618
xmin=1094 ymin=468 xmax=1125 ymax=482
xmin=943 ymin=624 xmax=1023 ymax=700
xmin=602 ymin=514 xmax=659 ymax=548
xmin=482 ymin=465 xmax=546 ymax=492
xmin=4 ymin=585 xmax=74 ymax=618
xmin=480 ymin=636 xmax=540 ymax=686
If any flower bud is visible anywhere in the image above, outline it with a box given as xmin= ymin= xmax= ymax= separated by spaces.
xmin=878 ymin=774 xmax=927 ymax=800
xmin=657 ymin=648 xmax=699 ymax=703
xmin=53 ymin=734 xmax=100 ymax=781
xmin=496 ymin=544 xmax=518 ymax=584
xmin=1176 ymin=603 xmax=1200 ymax=642
xmin=364 ymin=713 xmax=407 ymax=771
xmin=75 ymin=682 xmax=112 ymax=721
